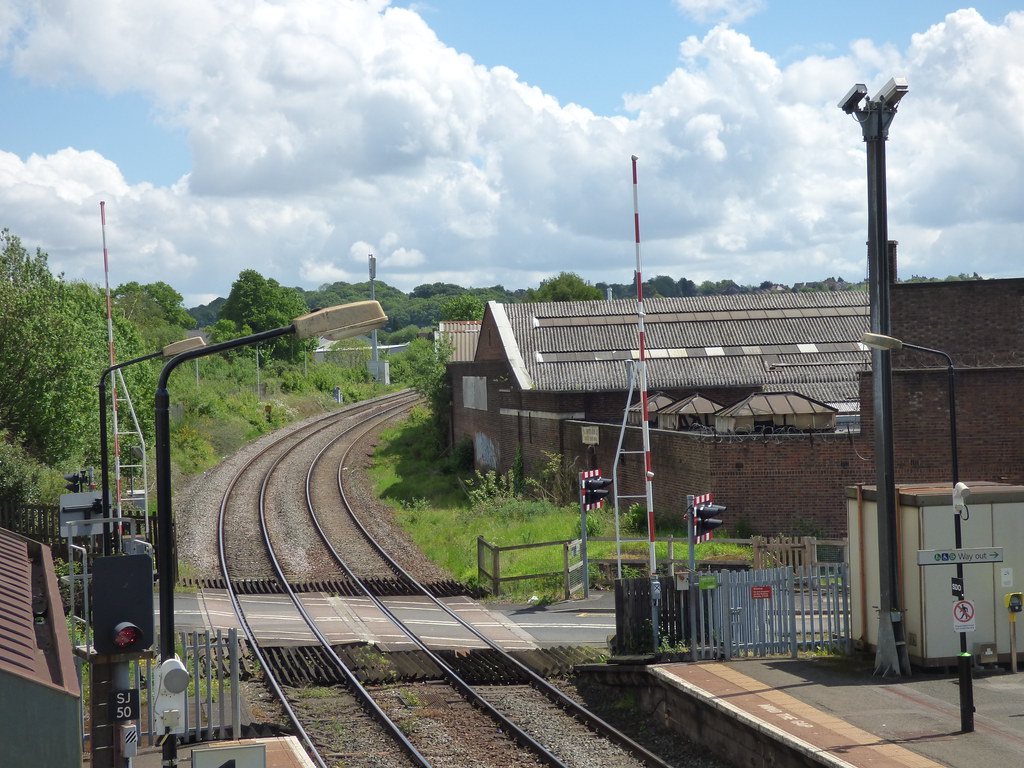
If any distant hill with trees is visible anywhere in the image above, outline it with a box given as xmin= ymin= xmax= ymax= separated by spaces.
xmin=186 ymin=270 xmax=985 ymax=344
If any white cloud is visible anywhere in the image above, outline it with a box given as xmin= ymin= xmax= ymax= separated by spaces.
xmin=1 ymin=3 xmax=1023 ymax=306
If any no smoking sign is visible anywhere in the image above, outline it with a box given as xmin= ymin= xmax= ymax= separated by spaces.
xmin=953 ymin=599 xmax=976 ymax=633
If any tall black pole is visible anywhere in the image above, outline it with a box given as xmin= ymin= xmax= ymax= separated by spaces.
xmin=901 ymin=342 xmax=972 ymax=731
xmin=862 ymin=99 xmax=911 ymax=677
xmin=155 ymin=326 xmax=292 ymax=767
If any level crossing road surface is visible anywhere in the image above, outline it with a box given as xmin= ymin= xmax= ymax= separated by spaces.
xmin=171 ymin=588 xmax=617 ymax=650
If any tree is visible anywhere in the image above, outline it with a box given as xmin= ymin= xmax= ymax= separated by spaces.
xmin=187 ymin=296 xmax=226 ymax=327
xmin=526 ymin=272 xmax=603 ymax=302
xmin=390 ymin=336 xmax=453 ymax=449
xmin=0 ymin=230 xmax=147 ymax=463
xmin=644 ymin=275 xmax=678 ymax=298
xmin=220 ymin=269 xmax=309 ymax=361
xmin=676 ymin=277 xmax=698 ymax=296
xmin=439 ymin=294 xmax=485 ymax=321
xmin=114 ymin=281 xmax=194 ymax=348
xmin=381 ymin=324 xmax=424 ymax=344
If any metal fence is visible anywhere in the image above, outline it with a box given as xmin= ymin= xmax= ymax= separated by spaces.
xmin=692 ymin=564 xmax=852 ymax=659
xmin=145 ymin=629 xmax=244 ymax=745
xmin=476 ymin=535 xmax=584 ymax=598
xmin=82 ymin=629 xmax=242 ymax=753
xmin=615 ymin=563 xmax=851 ymax=658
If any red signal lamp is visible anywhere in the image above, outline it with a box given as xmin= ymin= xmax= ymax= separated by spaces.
xmin=112 ymin=621 xmax=144 ymax=650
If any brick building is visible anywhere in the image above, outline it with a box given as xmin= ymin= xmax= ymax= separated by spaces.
xmin=448 ymin=279 xmax=1024 ymax=538
xmin=873 ymin=278 xmax=1024 ymax=491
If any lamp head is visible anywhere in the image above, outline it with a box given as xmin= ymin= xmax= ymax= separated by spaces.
xmin=162 ymin=337 xmax=206 ymax=356
xmin=839 ymin=83 xmax=868 ymax=114
xmin=873 ymin=77 xmax=909 ymax=108
xmin=293 ymin=300 xmax=388 ymax=340
xmin=158 ymin=657 xmax=190 ymax=694
xmin=860 ymin=332 xmax=903 ymax=351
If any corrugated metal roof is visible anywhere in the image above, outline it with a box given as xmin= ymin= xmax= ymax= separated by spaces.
xmin=659 ymin=393 xmax=723 ymax=415
xmin=627 ymin=392 xmax=678 ymax=413
xmin=437 ymin=321 xmax=481 ymax=363
xmin=0 ymin=532 xmax=39 ymax=678
xmin=486 ymin=292 xmax=870 ymax=410
xmin=0 ymin=528 xmax=79 ymax=696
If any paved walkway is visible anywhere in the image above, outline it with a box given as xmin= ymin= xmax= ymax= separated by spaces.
xmin=657 ymin=655 xmax=1024 ymax=768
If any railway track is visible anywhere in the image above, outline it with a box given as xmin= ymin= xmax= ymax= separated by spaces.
xmin=212 ymin=390 xmax=684 ymax=768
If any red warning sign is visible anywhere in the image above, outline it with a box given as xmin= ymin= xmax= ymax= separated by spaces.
xmin=953 ymin=599 xmax=976 ymax=632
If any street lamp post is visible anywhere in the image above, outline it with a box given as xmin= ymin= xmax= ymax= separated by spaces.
xmin=839 ymin=77 xmax=911 ymax=678
xmin=97 ymin=337 xmax=206 ymax=554
xmin=154 ymin=301 xmax=387 ymax=767
xmin=861 ymin=331 xmax=975 ymax=731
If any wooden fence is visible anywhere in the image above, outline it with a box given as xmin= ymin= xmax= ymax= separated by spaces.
xmin=587 ymin=536 xmax=750 ymax=575
xmin=614 ymin=575 xmax=684 ymax=654
xmin=751 ymin=535 xmax=848 ymax=573
xmin=0 ymin=502 xmax=66 ymax=559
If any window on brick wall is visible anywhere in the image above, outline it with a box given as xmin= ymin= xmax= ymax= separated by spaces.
xmin=462 ymin=376 xmax=488 ymax=410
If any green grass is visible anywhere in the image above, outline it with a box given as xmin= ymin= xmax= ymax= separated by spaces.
xmin=370 ymin=411 xmax=753 ymax=601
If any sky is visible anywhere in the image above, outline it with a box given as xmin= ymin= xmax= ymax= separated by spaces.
xmin=2 ymin=1 xmax=1024 ymax=307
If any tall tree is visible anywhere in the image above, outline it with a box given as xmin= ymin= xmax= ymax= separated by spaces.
xmin=114 ymin=281 xmax=194 ymax=348
xmin=220 ymin=269 xmax=309 ymax=361
xmin=439 ymin=294 xmax=485 ymax=321
xmin=0 ymin=230 xmax=147 ymax=463
xmin=390 ymin=336 xmax=453 ymax=450
xmin=526 ymin=272 xmax=603 ymax=302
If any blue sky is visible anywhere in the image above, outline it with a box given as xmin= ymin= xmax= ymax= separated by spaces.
xmin=2 ymin=1 xmax=1023 ymax=305
xmin=413 ymin=1 xmax=999 ymax=113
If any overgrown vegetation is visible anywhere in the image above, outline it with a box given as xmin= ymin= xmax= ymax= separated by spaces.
xmin=370 ymin=413 xmax=750 ymax=602
xmin=0 ymin=228 xmax=419 ymax=507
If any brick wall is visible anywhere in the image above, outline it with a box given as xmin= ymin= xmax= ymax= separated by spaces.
xmin=457 ymin=385 xmax=867 ymax=537
xmin=863 ymin=279 xmax=1024 ymax=487
xmin=891 ymin=278 xmax=1024 ymax=359
xmin=562 ymin=421 xmax=866 ymax=538
xmin=862 ymin=368 xmax=1024 ymax=487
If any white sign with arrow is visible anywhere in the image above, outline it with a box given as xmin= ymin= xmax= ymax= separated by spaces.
xmin=917 ymin=547 xmax=1004 ymax=566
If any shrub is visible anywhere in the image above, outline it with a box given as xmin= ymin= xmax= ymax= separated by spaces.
xmin=0 ymin=431 xmax=49 ymax=505
xmin=623 ymin=503 xmax=647 ymax=535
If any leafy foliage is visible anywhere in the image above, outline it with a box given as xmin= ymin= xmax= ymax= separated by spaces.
xmin=439 ymin=294 xmax=485 ymax=321
xmin=526 ymin=271 xmax=603 ymax=302
xmin=220 ymin=269 xmax=310 ymax=361
xmin=463 ymin=468 xmax=518 ymax=507
xmin=0 ymin=230 xmax=148 ymax=463
xmin=113 ymin=281 xmax=194 ymax=348
xmin=0 ymin=430 xmax=51 ymax=504
xmin=524 ymin=450 xmax=579 ymax=506
xmin=388 ymin=336 xmax=452 ymax=449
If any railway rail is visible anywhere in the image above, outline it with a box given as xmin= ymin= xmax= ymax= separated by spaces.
xmin=212 ymin=390 xmax=686 ymax=768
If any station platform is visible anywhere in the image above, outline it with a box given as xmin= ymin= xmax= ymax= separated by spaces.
xmin=642 ymin=655 xmax=1024 ymax=768
xmin=129 ymin=736 xmax=315 ymax=768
